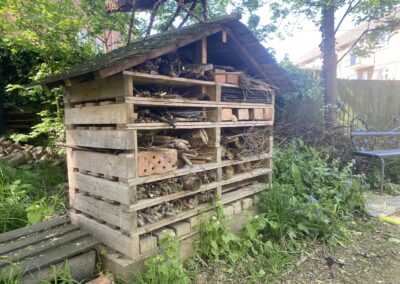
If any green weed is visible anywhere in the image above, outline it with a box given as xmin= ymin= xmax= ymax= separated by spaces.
xmin=0 ymin=160 xmax=67 ymax=232
xmin=259 ymin=140 xmax=365 ymax=246
xmin=134 ymin=233 xmax=189 ymax=284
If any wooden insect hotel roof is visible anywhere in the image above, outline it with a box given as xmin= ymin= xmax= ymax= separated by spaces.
xmin=40 ymin=14 xmax=293 ymax=92
xmin=40 ymin=15 xmax=292 ymax=279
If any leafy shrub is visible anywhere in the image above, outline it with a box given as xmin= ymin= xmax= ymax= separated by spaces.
xmin=259 ymin=140 xmax=364 ymax=246
xmin=0 ymin=161 xmax=67 ymax=232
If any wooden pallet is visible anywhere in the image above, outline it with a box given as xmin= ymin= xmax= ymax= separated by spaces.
xmin=63 ymin=52 xmax=275 ymax=261
xmin=0 ymin=216 xmax=98 ymax=278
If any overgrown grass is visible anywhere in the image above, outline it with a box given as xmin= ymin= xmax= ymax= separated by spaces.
xmin=0 ymin=160 xmax=67 ymax=233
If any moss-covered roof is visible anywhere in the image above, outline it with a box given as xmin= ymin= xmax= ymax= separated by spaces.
xmin=39 ymin=14 xmax=294 ymax=92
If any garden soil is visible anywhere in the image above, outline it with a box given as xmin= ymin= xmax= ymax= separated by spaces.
xmin=279 ymin=217 xmax=400 ymax=284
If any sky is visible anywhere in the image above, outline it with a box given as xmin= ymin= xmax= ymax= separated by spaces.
xmin=251 ymin=5 xmax=356 ymax=63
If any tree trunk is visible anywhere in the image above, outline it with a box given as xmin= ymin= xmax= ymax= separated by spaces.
xmin=321 ymin=4 xmax=337 ymax=129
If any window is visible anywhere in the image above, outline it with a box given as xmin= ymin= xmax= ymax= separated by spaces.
xmin=347 ymin=53 xmax=359 ymax=66
xmin=376 ymin=68 xmax=389 ymax=80
xmin=377 ymin=32 xmax=391 ymax=46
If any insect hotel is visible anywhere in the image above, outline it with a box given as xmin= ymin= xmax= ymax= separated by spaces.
xmin=40 ymin=15 xmax=292 ymax=276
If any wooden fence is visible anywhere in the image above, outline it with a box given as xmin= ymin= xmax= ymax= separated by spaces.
xmin=277 ymin=79 xmax=400 ymax=132
xmin=337 ymin=79 xmax=400 ymax=130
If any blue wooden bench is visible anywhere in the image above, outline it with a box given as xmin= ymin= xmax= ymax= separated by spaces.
xmin=350 ymin=117 xmax=400 ymax=191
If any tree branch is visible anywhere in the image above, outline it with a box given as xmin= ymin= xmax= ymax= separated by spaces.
xmin=145 ymin=0 xmax=168 ymax=38
xmin=335 ymin=0 xmax=362 ymax=34
xmin=127 ymin=0 xmax=137 ymax=44
xmin=337 ymin=27 xmax=370 ymax=64
xmin=178 ymin=1 xmax=198 ymax=28
xmin=176 ymin=0 xmax=204 ymax=23
xmin=162 ymin=6 xmax=182 ymax=32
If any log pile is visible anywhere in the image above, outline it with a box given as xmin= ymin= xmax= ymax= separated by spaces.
xmin=137 ymin=191 xmax=214 ymax=227
xmin=137 ymin=169 xmax=217 ymax=200
xmin=221 ymin=128 xmax=271 ymax=160
xmin=0 ymin=138 xmax=56 ymax=166
xmin=134 ymin=88 xmax=210 ymax=101
xmin=223 ymin=160 xmax=264 ymax=180
xmin=136 ymin=108 xmax=206 ymax=126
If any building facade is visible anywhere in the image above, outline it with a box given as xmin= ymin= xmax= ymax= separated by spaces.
xmin=295 ymin=24 xmax=400 ymax=80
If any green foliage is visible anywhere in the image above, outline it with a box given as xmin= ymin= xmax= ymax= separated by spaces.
xmin=259 ymin=140 xmax=364 ymax=246
xmin=11 ymin=110 xmax=65 ymax=151
xmin=196 ymin=203 xmax=241 ymax=263
xmin=134 ymin=233 xmax=189 ymax=284
xmin=279 ymin=56 xmax=322 ymax=101
xmin=192 ymin=203 xmax=291 ymax=282
xmin=0 ymin=161 xmax=67 ymax=233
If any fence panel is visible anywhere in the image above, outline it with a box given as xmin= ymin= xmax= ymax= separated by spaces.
xmin=338 ymin=79 xmax=400 ymax=130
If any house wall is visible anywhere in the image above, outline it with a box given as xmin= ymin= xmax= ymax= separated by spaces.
xmin=297 ymin=30 xmax=400 ymax=80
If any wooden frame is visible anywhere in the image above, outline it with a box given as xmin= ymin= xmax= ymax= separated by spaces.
xmin=64 ymin=35 xmax=275 ymax=261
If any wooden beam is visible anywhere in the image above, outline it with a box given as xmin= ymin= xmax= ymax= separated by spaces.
xmin=226 ymin=29 xmax=266 ymax=80
xmin=196 ymin=36 xmax=207 ymax=64
xmin=222 ymin=30 xmax=227 ymax=43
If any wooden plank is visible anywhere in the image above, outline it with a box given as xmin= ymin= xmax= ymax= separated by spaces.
xmin=65 ymin=103 xmax=133 ymax=125
xmin=129 ymin=182 xmax=218 ymax=211
xmin=137 ymin=182 xmax=266 ymax=235
xmin=63 ymin=74 xmax=125 ymax=103
xmin=70 ymin=212 xmax=138 ymax=258
xmin=196 ymin=36 xmax=207 ymax=64
xmin=66 ymin=129 xmax=135 ymax=149
xmin=73 ymin=172 xmax=135 ymax=205
xmin=69 ymin=150 xmax=135 ymax=179
xmin=0 ymin=216 xmax=68 ymax=244
xmin=226 ymin=29 xmax=267 ymax=81
xmin=0 ymin=235 xmax=98 ymax=276
xmin=72 ymin=193 xmax=133 ymax=232
xmin=221 ymin=168 xmax=271 ymax=186
xmin=127 ymin=120 xmax=273 ymax=130
xmin=0 ymin=224 xmax=78 ymax=255
xmin=0 ymin=230 xmax=89 ymax=268
xmin=124 ymin=96 xmax=272 ymax=108
xmin=128 ymin=153 xmax=272 ymax=186
xmin=124 ymin=71 xmax=215 ymax=87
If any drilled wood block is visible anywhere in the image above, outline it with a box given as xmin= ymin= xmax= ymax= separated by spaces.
xmin=263 ymin=108 xmax=273 ymax=121
xmin=139 ymin=235 xmax=157 ymax=254
xmin=138 ymin=149 xmax=178 ymax=177
xmin=221 ymin=108 xmax=233 ymax=121
xmin=250 ymin=109 xmax=264 ymax=120
xmin=236 ymin=109 xmax=249 ymax=120
xmin=169 ymin=221 xmax=191 ymax=237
